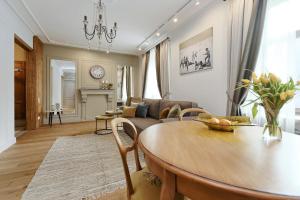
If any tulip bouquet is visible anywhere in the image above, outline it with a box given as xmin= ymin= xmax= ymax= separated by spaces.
xmin=240 ymin=72 xmax=300 ymax=140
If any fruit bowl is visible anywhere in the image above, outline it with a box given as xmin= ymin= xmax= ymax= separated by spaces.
xmin=195 ymin=114 xmax=252 ymax=132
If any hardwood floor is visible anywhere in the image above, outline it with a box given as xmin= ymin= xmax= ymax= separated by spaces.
xmin=0 ymin=121 xmax=101 ymax=200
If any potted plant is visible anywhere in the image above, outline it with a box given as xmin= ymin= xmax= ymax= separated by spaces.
xmin=239 ymin=72 xmax=300 ymax=141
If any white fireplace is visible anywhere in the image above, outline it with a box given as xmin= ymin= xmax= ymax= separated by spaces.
xmin=79 ymin=88 xmax=115 ymax=120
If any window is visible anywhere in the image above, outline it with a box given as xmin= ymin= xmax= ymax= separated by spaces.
xmin=144 ymin=48 xmax=161 ymax=99
xmin=242 ymin=0 xmax=300 ymax=133
xmin=121 ymin=67 xmax=127 ymax=102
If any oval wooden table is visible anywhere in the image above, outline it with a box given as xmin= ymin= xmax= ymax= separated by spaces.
xmin=138 ymin=121 xmax=300 ymax=200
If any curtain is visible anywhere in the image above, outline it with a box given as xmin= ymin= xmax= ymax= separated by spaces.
xmin=159 ymin=39 xmax=171 ymax=99
xmin=232 ymin=0 xmax=267 ymax=115
xmin=227 ymin=0 xmax=254 ymax=115
xmin=242 ymin=0 xmax=300 ymax=133
xmin=119 ymin=66 xmax=124 ymax=101
xmin=126 ymin=66 xmax=132 ymax=106
xmin=155 ymin=44 xmax=162 ymax=97
xmin=227 ymin=0 xmax=267 ymax=115
xmin=121 ymin=66 xmax=127 ymax=103
xmin=142 ymin=52 xmax=150 ymax=98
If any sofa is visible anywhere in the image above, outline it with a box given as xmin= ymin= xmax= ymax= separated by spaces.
xmin=123 ymin=98 xmax=198 ymax=138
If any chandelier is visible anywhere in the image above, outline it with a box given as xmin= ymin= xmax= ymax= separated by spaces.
xmin=83 ymin=0 xmax=117 ymax=46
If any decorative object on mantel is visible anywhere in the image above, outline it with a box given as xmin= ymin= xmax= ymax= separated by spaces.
xmin=238 ymin=72 xmax=300 ymax=141
xmin=100 ymin=80 xmax=113 ymax=90
xmin=83 ymin=0 xmax=117 ymax=47
xmin=90 ymin=65 xmax=105 ymax=79
xmin=195 ymin=113 xmax=252 ymax=132
xmin=179 ymin=27 xmax=213 ymax=75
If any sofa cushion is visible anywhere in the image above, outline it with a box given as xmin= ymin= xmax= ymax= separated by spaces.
xmin=123 ymin=117 xmax=160 ymax=138
xmin=122 ymin=106 xmax=137 ymax=118
xmin=143 ymin=99 xmax=161 ymax=119
xmin=159 ymin=107 xmax=170 ymax=119
xmin=130 ymin=117 xmax=160 ymax=131
xmin=136 ymin=104 xmax=149 ymax=118
xmin=167 ymin=104 xmax=181 ymax=118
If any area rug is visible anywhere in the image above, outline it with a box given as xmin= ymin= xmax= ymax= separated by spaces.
xmin=21 ymin=132 xmax=142 ymax=200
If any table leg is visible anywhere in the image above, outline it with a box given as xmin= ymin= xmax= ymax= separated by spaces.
xmin=48 ymin=113 xmax=51 ymax=126
xmin=50 ymin=113 xmax=53 ymax=127
xmin=57 ymin=112 xmax=62 ymax=125
xmin=95 ymin=119 xmax=98 ymax=134
xmin=160 ymin=169 xmax=176 ymax=200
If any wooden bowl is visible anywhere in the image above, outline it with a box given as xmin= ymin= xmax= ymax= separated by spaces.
xmin=195 ymin=114 xmax=252 ymax=132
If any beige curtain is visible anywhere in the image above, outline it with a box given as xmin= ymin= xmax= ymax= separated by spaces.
xmin=155 ymin=44 xmax=162 ymax=97
xmin=226 ymin=0 xmax=257 ymax=115
xmin=227 ymin=0 xmax=267 ymax=115
xmin=125 ymin=66 xmax=132 ymax=106
xmin=142 ymin=52 xmax=150 ymax=98
xmin=159 ymin=39 xmax=170 ymax=99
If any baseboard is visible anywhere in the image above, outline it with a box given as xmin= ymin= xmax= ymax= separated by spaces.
xmin=0 ymin=136 xmax=16 ymax=153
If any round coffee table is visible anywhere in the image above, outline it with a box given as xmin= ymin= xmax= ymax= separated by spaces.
xmin=95 ymin=115 xmax=114 ymax=135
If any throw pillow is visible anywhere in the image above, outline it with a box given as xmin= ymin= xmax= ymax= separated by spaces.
xmin=159 ymin=107 xmax=170 ymax=119
xmin=135 ymin=104 xmax=149 ymax=118
xmin=167 ymin=104 xmax=181 ymax=118
xmin=122 ymin=106 xmax=136 ymax=118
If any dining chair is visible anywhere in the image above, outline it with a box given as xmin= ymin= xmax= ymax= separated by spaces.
xmin=179 ymin=108 xmax=209 ymax=121
xmin=111 ymin=118 xmax=183 ymax=200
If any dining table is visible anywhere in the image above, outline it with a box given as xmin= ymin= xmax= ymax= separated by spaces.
xmin=138 ymin=120 xmax=300 ymax=200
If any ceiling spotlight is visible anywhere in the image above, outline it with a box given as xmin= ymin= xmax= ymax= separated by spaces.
xmin=173 ymin=17 xmax=178 ymax=23
xmin=156 ymin=32 xmax=160 ymax=37
xmin=195 ymin=1 xmax=200 ymax=6
xmin=138 ymin=47 xmax=142 ymax=51
xmin=106 ymin=50 xmax=110 ymax=54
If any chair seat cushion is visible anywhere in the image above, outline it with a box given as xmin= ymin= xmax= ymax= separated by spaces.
xmin=131 ymin=167 xmax=183 ymax=200
xmin=131 ymin=167 xmax=160 ymax=200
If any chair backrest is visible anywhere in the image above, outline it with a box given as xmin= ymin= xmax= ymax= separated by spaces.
xmin=111 ymin=118 xmax=142 ymax=197
xmin=179 ymin=108 xmax=209 ymax=121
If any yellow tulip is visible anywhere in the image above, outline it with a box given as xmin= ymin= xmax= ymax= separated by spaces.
xmin=241 ymin=79 xmax=250 ymax=85
xmin=252 ymin=72 xmax=260 ymax=84
xmin=260 ymin=74 xmax=269 ymax=84
xmin=286 ymin=90 xmax=295 ymax=98
xmin=269 ymin=73 xmax=281 ymax=83
xmin=280 ymin=92 xmax=287 ymax=101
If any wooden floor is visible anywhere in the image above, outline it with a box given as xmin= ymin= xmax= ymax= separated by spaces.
xmin=0 ymin=121 xmax=101 ymax=200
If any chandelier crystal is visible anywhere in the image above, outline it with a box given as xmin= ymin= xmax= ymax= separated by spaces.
xmin=83 ymin=0 xmax=117 ymax=46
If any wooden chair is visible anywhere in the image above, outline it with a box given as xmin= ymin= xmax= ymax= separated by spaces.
xmin=111 ymin=118 xmax=183 ymax=200
xmin=179 ymin=108 xmax=209 ymax=121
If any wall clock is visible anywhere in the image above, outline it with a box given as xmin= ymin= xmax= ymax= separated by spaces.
xmin=89 ymin=65 xmax=105 ymax=79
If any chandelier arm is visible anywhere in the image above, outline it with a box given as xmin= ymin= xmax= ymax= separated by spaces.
xmin=101 ymin=25 xmax=116 ymax=41
xmin=84 ymin=25 xmax=97 ymax=37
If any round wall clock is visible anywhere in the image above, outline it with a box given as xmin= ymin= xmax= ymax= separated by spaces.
xmin=89 ymin=65 xmax=105 ymax=79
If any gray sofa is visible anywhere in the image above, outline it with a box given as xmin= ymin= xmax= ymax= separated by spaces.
xmin=123 ymin=98 xmax=198 ymax=138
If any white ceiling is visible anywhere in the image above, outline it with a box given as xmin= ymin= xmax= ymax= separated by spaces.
xmin=7 ymin=0 xmax=214 ymax=55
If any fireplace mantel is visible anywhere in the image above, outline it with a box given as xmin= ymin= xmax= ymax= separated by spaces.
xmin=79 ymin=88 xmax=114 ymax=103
xmin=79 ymin=88 xmax=115 ymax=120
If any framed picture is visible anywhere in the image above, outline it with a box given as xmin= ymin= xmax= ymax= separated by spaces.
xmin=179 ymin=27 xmax=213 ymax=75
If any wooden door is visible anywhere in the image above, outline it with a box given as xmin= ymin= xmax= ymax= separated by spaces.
xmin=15 ymin=61 xmax=26 ymax=120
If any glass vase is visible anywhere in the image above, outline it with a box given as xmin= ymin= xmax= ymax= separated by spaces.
xmin=263 ymin=109 xmax=282 ymax=141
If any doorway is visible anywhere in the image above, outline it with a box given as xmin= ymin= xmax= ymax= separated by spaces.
xmin=14 ymin=40 xmax=28 ymax=137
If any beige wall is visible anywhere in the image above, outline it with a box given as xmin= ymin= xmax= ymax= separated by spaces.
xmin=14 ymin=42 xmax=27 ymax=61
xmin=43 ymin=44 xmax=139 ymax=122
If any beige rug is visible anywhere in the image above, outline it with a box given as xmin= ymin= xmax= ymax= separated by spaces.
xmin=21 ymin=132 xmax=141 ymax=200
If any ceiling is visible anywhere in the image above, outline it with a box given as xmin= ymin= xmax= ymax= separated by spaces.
xmin=7 ymin=0 xmax=214 ymax=55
